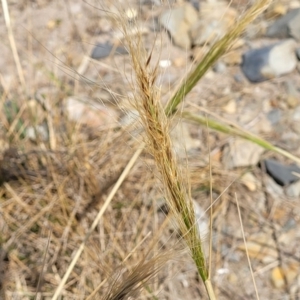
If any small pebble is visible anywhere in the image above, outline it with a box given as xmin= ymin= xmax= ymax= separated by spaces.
xmin=213 ymin=61 xmax=227 ymax=74
xmin=222 ymin=99 xmax=236 ymax=114
xmin=222 ymin=140 xmax=264 ymax=169
xmin=241 ymin=40 xmax=297 ymax=82
xmin=266 ymin=8 xmax=300 ymax=40
xmin=296 ymin=48 xmax=300 ymax=60
xmin=26 ymin=124 xmax=49 ymax=142
xmin=265 ymin=176 xmax=284 ymax=197
xmin=241 ymin=172 xmax=258 ymax=191
xmin=262 ymin=159 xmax=300 ymax=186
xmin=267 ymin=109 xmax=282 ymax=125
xmin=159 ymin=60 xmax=172 ymax=68
xmin=188 ymin=0 xmax=200 ymax=11
xmin=234 ymin=73 xmax=244 ymax=83
xmin=271 ymin=267 xmax=285 ymax=289
xmin=91 ymin=42 xmax=128 ymax=60
xmin=284 ymin=80 xmax=299 ymax=108
xmin=286 ymin=181 xmax=300 ymax=197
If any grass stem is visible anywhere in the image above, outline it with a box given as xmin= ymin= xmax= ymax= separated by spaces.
xmin=205 ymin=279 xmax=217 ymax=300
xmin=182 ymin=111 xmax=300 ymax=164
xmin=1 ymin=0 xmax=26 ymax=89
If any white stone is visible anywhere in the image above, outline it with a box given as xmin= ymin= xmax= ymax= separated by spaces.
xmin=160 ymin=3 xmax=198 ymax=49
xmin=241 ymin=172 xmax=259 ymax=191
xmin=159 ymin=60 xmax=172 ymax=68
xmin=223 ymin=140 xmax=264 ymax=169
xmin=265 ymin=39 xmax=297 ymax=78
xmin=286 ymin=181 xmax=300 ymax=197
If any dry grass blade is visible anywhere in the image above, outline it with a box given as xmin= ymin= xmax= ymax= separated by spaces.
xmin=103 ymin=251 xmax=173 ymax=300
xmin=206 ymin=118 xmax=213 ymax=279
xmin=35 ymin=229 xmax=52 ymax=300
xmin=4 ymin=186 xmax=56 ymax=249
xmin=1 ymin=0 xmax=26 ymax=89
xmin=235 ymin=193 xmax=260 ymax=300
xmin=86 ymin=232 xmax=152 ymax=300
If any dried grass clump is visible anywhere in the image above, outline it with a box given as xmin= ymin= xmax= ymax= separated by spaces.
xmin=0 ymin=124 xmax=149 ymax=298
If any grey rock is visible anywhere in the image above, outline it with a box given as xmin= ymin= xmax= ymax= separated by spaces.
xmin=213 ymin=61 xmax=227 ymax=74
xmin=296 ymin=48 xmax=300 ymax=60
xmin=188 ymin=0 xmax=200 ymax=11
xmin=91 ymin=42 xmax=128 ymax=59
xmin=160 ymin=3 xmax=198 ymax=49
xmin=262 ymin=159 xmax=300 ymax=186
xmin=284 ymin=80 xmax=299 ymax=108
xmin=241 ymin=40 xmax=297 ymax=82
xmin=266 ymin=8 xmax=300 ymax=40
xmin=267 ymin=109 xmax=282 ymax=125
xmin=286 ymin=181 xmax=300 ymax=197
xmin=265 ymin=176 xmax=284 ymax=197
xmin=241 ymin=44 xmax=273 ymax=82
xmin=234 ymin=73 xmax=244 ymax=83
xmin=279 ymin=131 xmax=300 ymax=151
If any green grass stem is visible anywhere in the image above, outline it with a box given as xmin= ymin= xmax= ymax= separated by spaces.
xmin=182 ymin=111 xmax=300 ymax=164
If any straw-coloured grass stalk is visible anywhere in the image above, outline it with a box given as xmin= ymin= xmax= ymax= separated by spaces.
xmin=120 ymin=20 xmax=215 ymax=299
